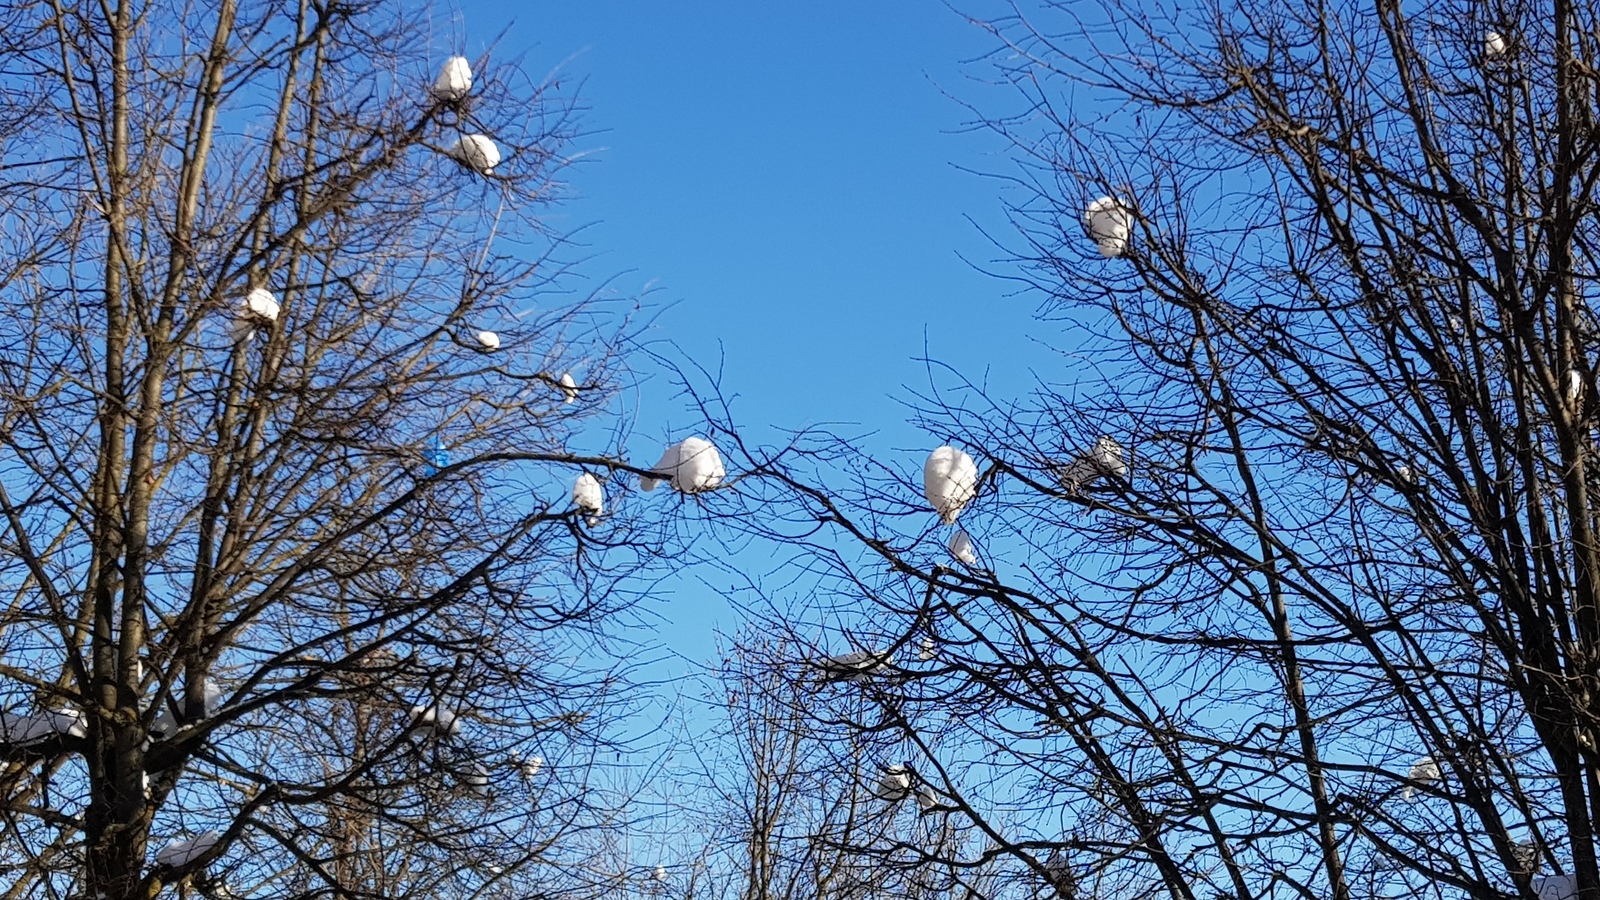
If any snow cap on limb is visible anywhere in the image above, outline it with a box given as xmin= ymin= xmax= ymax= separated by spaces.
xmin=873 ymin=764 xmax=912 ymax=802
xmin=155 ymin=830 xmax=220 ymax=868
xmin=1402 ymin=755 xmax=1440 ymax=801
xmin=642 ymin=437 xmax=725 ymax=494
xmin=449 ymin=134 xmax=501 ymax=174
xmin=924 ymin=445 xmax=978 ymax=525
xmin=948 ymin=529 xmax=977 ymax=565
xmin=573 ymin=472 xmax=604 ymax=523
xmin=432 ymin=56 xmax=472 ymax=101
xmin=817 ymin=648 xmax=891 ymax=683
xmin=1084 ymin=195 xmax=1134 ymax=257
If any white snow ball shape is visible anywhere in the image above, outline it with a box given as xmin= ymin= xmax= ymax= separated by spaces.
xmin=1084 ymin=196 xmax=1134 ymax=257
xmin=1044 ymin=849 xmax=1078 ymax=895
xmin=573 ymin=472 xmax=604 ymax=518
xmin=947 ymin=530 xmax=977 ymax=566
xmin=646 ymin=436 xmax=725 ymax=494
xmin=519 ymin=754 xmax=545 ymax=778
xmin=450 ymin=134 xmax=501 ymax=175
xmin=652 ymin=866 xmax=668 ymax=883
xmin=818 ymin=649 xmax=890 ymax=683
xmin=241 ymin=287 xmax=280 ymax=324
xmin=1409 ymin=755 xmax=1440 ymax=781
xmin=187 ymin=678 xmax=222 ymax=718
xmin=559 ymin=371 xmax=579 ymax=404
xmin=476 ymin=330 xmax=501 ymax=351
xmin=1513 ymin=840 xmax=1541 ymax=875
xmin=874 ymin=764 xmax=912 ymax=802
xmin=0 ymin=709 xmax=87 ymax=744
xmin=1402 ymin=755 xmax=1440 ymax=801
xmin=1092 ymin=435 xmax=1128 ymax=478
xmin=409 ymin=704 xmax=461 ymax=739
xmin=1060 ymin=436 xmax=1127 ymax=487
xmin=463 ymin=764 xmax=491 ymax=795
xmin=918 ymin=635 xmax=937 ymax=662
xmin=1536 ymin=875 xmax=1578 ymax=900
xmin=47 ymin=709 xmax=87 ymax=738
xmin=915 ymin=784 xmax=939 ymax=813
xmin=640 ymin=443 xmax=682 ymax=493
xmin=923 ymin=446 xmax=979 ymax=525
xmin=150 ymin=708 xmax=177 ymax=740
xmin=674 ymin=436 xmax=726 ymax=492
xmin=156 ymin=830 xmax=220 ymax=868
xmin=1567 ymin=369 xmax=1583 ymax=407
xmin=432 ymin=55 xmax=473 ymax=101
xmin=1484 ymin=31 xmax=1507 ymax=60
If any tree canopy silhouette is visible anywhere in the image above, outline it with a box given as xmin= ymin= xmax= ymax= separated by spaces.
xmin=693 ymin=0 xmax=1600 ymax=897
xmin=0 ymin=2 xmax=669 ymax=897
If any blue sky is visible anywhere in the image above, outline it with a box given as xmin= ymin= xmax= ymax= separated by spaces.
xmin=451 ymin=1 xmax=1065 ymax=662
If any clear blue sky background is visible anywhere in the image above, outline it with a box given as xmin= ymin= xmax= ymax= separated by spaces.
xmin=451 ymin=1 xmax=1065 ymax=665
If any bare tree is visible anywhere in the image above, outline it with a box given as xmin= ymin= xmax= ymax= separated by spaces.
xmin=0 ymin=2 xmax=669 ymax=897
xmin=675 ymin=634 xmax=980 ymax=900
xmin=680 ymin=0 xmax=1600 ymax=898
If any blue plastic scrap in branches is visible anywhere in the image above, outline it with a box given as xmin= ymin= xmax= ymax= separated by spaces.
xmin=422 ymin=437 xmax=449 ymax=478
